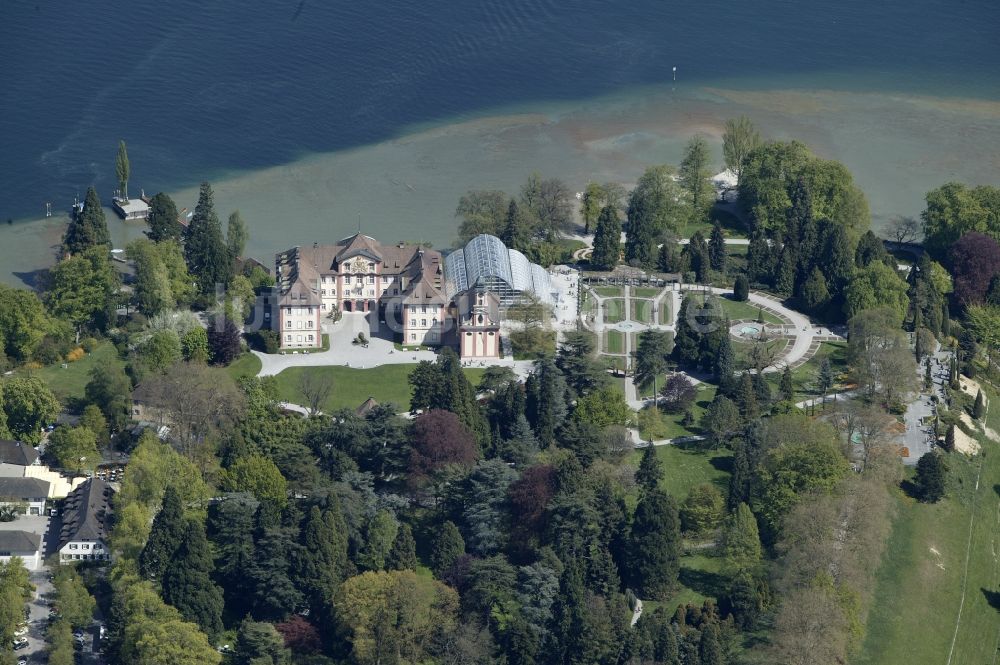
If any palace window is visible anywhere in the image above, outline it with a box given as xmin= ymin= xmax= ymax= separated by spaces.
xmin=421 ymin=319 xmax=427 ymax=326
xmin=286 ymin=321 xmax=293 ymax=328
xmin=297 ymin=335 xmax=302 ymax=342
xmin=368 ymin=262 xmax=375 ymax=271
xmin=410 ymin=319 xmax=416 ymax=326
xmin=308 ymin=335 xmax=314 ymax=342
xmin=367 ymin=275 xmax=375 ymax=284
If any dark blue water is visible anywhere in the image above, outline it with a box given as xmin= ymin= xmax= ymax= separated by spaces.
xmin=1 ymin=0 xmax=998 ymax=221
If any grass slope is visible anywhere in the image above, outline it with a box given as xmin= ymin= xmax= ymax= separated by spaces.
xmin=21 ymin=342 xmax=124 ymax=403
xmin=855 ymin=398 xmax=1000 ymax=664
xmin=273 ymin=364 xmax=486 ymax=412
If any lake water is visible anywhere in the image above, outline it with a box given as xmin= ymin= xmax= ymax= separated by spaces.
xmin=2 ymin=0 xmax=999 ymax=286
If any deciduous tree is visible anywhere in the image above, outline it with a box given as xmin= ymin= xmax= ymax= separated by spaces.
xmin=2 ymin=376 xmax=58 ymax=444
xmin=46 ymin=426 xmax=99 ymax=472
xmin=722 ymin=116 xmax=761 ymax=186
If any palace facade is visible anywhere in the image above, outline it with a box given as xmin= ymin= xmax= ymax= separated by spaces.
xmin=272 ymin=233 xmax=552 ymax=358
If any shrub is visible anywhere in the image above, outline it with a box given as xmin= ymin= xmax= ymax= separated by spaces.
xmin=65 ymin=348 xmax=85 ymax=362
xmin=33 ymin=336 xmax=65 ymax=365
xmin=80 ymin=337 xmax=99 ymax=353
xmin=733 ymin=275 xmax=750 ymax=302
xmin=247 ymin=329 xmax=281 ymax=354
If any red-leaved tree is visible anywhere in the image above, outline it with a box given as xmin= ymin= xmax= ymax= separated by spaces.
xmin=508 ymin=464 xmax=556 ymax=533
xmin=274 ymin=615 xmax=322 ymax=654
xmin=951 ymin=232 xmax=1000 ymax=308
xmin=408 ymin=409 xmax=478 ymax=486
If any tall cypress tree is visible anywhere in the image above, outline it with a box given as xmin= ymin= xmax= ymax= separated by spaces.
xmin=709 ymin=222 xmax=727 ymax=273
xmin=686 ymin=231 xmax=710 ymax=282
xmin=628 ymin=488 xmax=681 ymax=598
xmin=438 ymin=347 xmax=489 ymax=447
xmin=430 ymin=520 xmax=465 ymax=574
xmin=64 ymin=186 xmax=110 ymax=255
xmin=184 ymin=182 xmax=233 ymax=294
xmin=161 ymin=517 xmax=225 ymax=638
xmin=139 ymin=485 xmax=186 ymax=582
xmin=115 ymin=140 xmax=130 ymax=200
xmin=591 ymin=205 xmax=622 ymax=271
xmin=974 ymin=390 xmax=986 ymax=420
xmin=298 ymin=502 xmax=350 ymax=610
xmin=672 ymin=296 xmax=701 ymax=368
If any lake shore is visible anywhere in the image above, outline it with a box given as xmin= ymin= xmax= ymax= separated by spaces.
xmin=3 ymin=81 xmax=999 ymax=288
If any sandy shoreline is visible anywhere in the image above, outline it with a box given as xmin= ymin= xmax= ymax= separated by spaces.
xmin=2 ymin=82 xmax=999 ymax=288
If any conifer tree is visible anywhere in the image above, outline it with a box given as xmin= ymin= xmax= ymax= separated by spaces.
xmin=734 ymin=373 xmax=758 ymax=420
xmin=430 ymin=520 xmax=465 ymax=574
xmin=732 ymin=274 xmax=749 ymax=302
xmin=147 ymin=192 xmax=183 ymax=242
xmin=687 ymin=231 xmax=710 ymax=282
xmin=974 ymin=389 xmax=986 ymax=420
xmin=944 ymin=424 xmax=956 ymax=452
xmin=184 ymin=182 xmax=232 ymax=294
xmin=387 ymin=523 xmax=418 ymax=571
xmin=800 ymin=266 xmax=831 ymax=313
xmin=635 ymin=444 xmax=663 ymax=492
xmin=628 ymin=488 xmax=681 ymax=598
xmin=714 ymin=333 xmax=735 ymax=393
xmin=298 ymin=503 xmax=350 ymax=609
xmin=672 ymin=296 xmax=701 ymax=368
xmin=590 ymin=205 xmax=622 ymax=271
xmin=709 ymin=222 xmax=727 ymax=273
xmin=779 ymin=366 xmax=794 ymax=402
xmin=775 ymin=246 xmax=797 ymax=297
xmin=745 ymin=231 xmax=772 ymax=285
xmin=915 ymin=452 xmax=947 ymax=502
xmin=500 ymin=200 xmax=529 ymax=252
xmin=161 ymin=517 xmax=225 ymax=638
xmin=680 ymin=135 xmax=713 ymax=215
xmin=64 ymin=186 xmax=110 ymax=255
xmin=139 ymin=485 xmax=185 ymax=582
xmin=723 ymin=503 xmax=762 ymax=574
xmin=526 ymin=358 xmax=568 ymax=448
xmin=699 ymin=623 xmax=724 ymax=665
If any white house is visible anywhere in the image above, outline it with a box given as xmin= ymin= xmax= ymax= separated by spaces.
xmin=0 ymin=530 xmax=42 ymax=571
xmin=58 ymin=479 xmax=113 ymax=564
xmin=0 ymin=477 xmax=50 ymax=516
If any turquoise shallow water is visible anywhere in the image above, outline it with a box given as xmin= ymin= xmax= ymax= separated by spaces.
xmin=1 ymin=0 xmax=999 ymax=285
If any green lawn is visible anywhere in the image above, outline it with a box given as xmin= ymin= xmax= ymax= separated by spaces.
xmin=604 ymin=299 xmax=626 ymax=323
xmin=636 ymin=381 xmax=716 ymax=437
xmin=605 ymin=330 xmax=625 ymax=355
xmin=633 ymin=287 xmax=662 ymax=299
xmin=20 ymin=342 xmax=124 ymax=403
xmin=595 ymin=286 xmax=624 ymax=298
xmin=855 ymin=400 xmax=1000 ymax=664
xmin=732 ymin=338 xmax=789 ymax=372
xmin=273 ymin=364 xmax=487 ymax=413
xmin=660 ymin=299 xmax=672 ymax=325
xmin=226 ymin=352 xmax=263 ymax=382
xmin=632 ymin=299 xmax=653 ymax=323
xmin=628 ymin=440 xmax=732 ymax=500
xmin=717 ymin=297 xmax=784 ymax=324
xmin=786 ymin=341 xmax=849 ymax=396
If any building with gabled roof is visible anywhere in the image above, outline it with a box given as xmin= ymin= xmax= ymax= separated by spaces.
xmin=58 ymin=478 xmax=113 ymax=564
xmin=0 ymin=440 xmax=40 ymax=467
xmin=0 ymin=477 xmax=50 ymax=515
xmin=0 ymin=530 xmax=42 ymax=570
